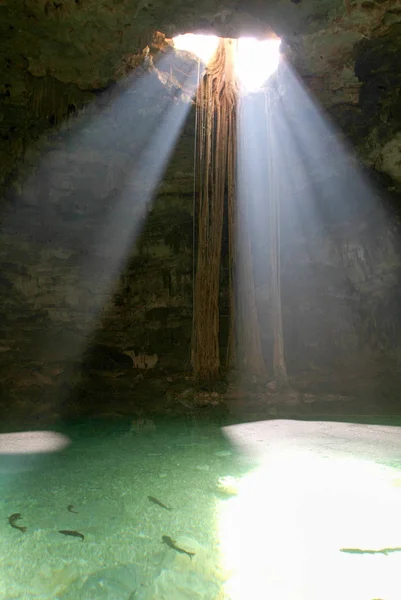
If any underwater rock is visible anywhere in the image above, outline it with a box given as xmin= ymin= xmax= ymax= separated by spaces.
xmin=216 ymin=475 xmax=239 ymax=496
xmin=145 ymin=536 xmax=223 ymax=599
xmin=130 ymin=418 xmax=157 ymax=434
xmin=61 ymin=563 xmax=140 ymax=600
xmin=31 ymin=564 xmax=80 ymax=597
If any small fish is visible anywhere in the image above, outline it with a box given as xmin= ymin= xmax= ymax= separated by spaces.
xmin=162 ymin=535 xmax=195 ymax=559
xmin=340 ymin=547 xmax=401 ymax=556
xmin=67 ymin=504 xmax=78 ymax=514
xmin=8 ymin=513 xmax=27 ymax=533
xmin=58 ymin=529 xmax=84 ymax=541
xmin=9 ymin=513 xmax=21 ymax=522
xmin=148 ymin=496 xmax=172 ymax=511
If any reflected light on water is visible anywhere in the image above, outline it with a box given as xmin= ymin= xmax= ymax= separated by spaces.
xmin=0 ymin=431 xmax=70 ymax=455
xmin=218 ymin=423 xmax=401 ymax=599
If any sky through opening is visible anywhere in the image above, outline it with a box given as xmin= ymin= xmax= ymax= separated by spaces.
xmin=173 ymin=33 xmax=281 ymax=91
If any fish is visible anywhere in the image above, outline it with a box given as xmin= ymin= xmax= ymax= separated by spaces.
xmin=162 ymin=535 xmax=195 ymax=559
xmin=67 ymin=504 xmax=78 ymax=514
xmin=148 ymin=496 xmax=172 ymax=511
xmin=9 ymin=513 xmax=21 ymax=522
xmin=58 ymin=529 xmax=84 ymax=541
xmin=340 ymin=547 xmax=401 ymax=556
xmin=8 ymin=513 xmax=27 ymax=533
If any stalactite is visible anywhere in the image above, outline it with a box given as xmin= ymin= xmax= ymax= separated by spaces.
xmin=26 ymin=73 xmax=92 ymax=125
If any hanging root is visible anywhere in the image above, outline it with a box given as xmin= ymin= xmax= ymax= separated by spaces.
xmin=191 ymin=39 xmax=237 ymax=381
xmin=192 ymin=38 xmax=268 ymax=382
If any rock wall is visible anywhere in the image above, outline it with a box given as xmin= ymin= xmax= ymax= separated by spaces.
xmin=0 ymin=66 xmax=197 ymax=421
xmin=1 ymin=2 xmax=401 ymax=419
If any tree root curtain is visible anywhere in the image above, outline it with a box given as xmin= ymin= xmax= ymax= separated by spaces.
xmin=191 ymin=39 xmax=236 ymax=381
xmin=191 ymin=38 xmax=285 ymax=384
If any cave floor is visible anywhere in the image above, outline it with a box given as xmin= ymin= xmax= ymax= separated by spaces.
xmin=0 ymin=417 xmax=401 ymax=599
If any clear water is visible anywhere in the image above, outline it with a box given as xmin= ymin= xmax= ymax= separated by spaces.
xmin=0 ymin=419 xmax=249 ymax=599
xmin=1 ymin=418 xmax=401 ymax=600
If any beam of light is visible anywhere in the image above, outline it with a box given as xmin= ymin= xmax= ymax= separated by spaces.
xmin=218 ymin=420 xmax=401 ymax=600
xmin=229 ymin=52 xmax=401 ymax=599
xmin=235 ymin=38 xmax=281 ymax=92
xmin=235 ymin=55 xmax=398 ymax=385
xmin=173 ymin=33 xmax=219 ymax=64
xmin=0 ymin=53 xmax=198 ymax=421
xmin=80 ymin=69 xmax=197 ymax=314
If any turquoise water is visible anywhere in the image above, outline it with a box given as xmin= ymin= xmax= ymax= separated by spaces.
xmin=0 ymin=420 xmax=249 ymax=599
xmin=1 ymin=417 xmax=401 ymax=599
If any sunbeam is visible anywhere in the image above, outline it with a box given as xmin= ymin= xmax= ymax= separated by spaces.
xmin=235 ymin=58 xmax=397 ymax=385
xmin=218 ymin=50 xmax=401 ymax=600
xmin=0 ymin=52 xmax=198 ymax=389
xmin=80 ymin=70 xmax=197 ymax=322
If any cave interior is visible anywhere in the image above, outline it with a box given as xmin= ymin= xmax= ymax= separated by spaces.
xmin=1 ymin=1 xmax=401 ymax=598
xmin=1 ymin=0 xmax=401 ymax=424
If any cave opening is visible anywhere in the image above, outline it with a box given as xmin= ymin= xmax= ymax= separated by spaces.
xmin=172 ymin=32 xmax=281 ymax=92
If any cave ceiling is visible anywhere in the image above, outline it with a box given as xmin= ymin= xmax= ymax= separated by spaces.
xmin=0 ymin=0 xmax=401 ymax=187
xmin=0 ymin=0 xmax=401 ymax=420
xmin=0 ymin=0 xmax=399 ymax=89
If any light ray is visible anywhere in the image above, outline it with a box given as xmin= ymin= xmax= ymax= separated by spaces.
xmin=225 ymin=50 xmax=401 ymax=599
xmin=1 ymin=53 xmax=198 ymax=415
xmin=80 ymin=67 xmax=197 ymax=319
xmin=235 ymin=57 xmax=396 ymax=378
